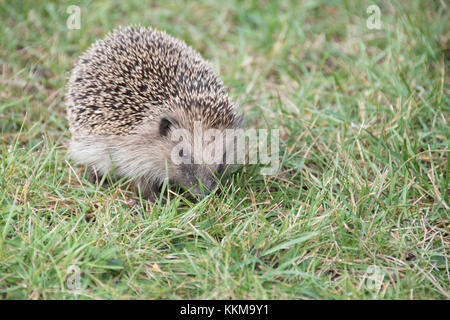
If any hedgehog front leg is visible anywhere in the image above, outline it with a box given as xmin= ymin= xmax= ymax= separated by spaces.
xmin=87 ymin=165 xmax=109 ymax=187
xmin=135 ymin=178 xmax=160 ymax=202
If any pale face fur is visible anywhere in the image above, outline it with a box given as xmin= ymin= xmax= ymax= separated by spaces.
xmin=160 ymin=114 xmax=235 ymax=196
xmin=68 ymin=112 xmax=242 ymax=199
xmin=155 ymin=112 xmax=243 ymax=196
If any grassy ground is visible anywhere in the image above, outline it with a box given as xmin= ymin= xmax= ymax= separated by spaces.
xmin=0 ymin=0 xmax=449 ymax=299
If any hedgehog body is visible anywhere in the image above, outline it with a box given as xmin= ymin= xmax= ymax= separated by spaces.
xmin=66 ymin=26 xmax=242 ymax=199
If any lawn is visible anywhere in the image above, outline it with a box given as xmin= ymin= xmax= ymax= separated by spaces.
xmin=0 ymin=0 xmax=448 ymax=299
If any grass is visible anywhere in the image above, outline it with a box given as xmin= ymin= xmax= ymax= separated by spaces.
xmin=0 ymin=0 xmax=449 ymax=299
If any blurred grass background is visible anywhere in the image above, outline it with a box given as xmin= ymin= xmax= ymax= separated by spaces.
xmin=0 ymin=0 xmax=448 ymax=299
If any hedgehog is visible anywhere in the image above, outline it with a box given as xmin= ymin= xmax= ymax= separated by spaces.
xmin=66 ymin=26 xmax=243 ymax=201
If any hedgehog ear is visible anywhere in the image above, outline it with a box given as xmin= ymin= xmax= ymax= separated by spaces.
xmin=159 ymin=114 xmax=179 ymax=137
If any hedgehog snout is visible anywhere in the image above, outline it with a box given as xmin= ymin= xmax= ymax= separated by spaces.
xmin=189 ymin=178 xmax=218 ymax=199
xmin=177 ymin=162 xmax=220 ymax=197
